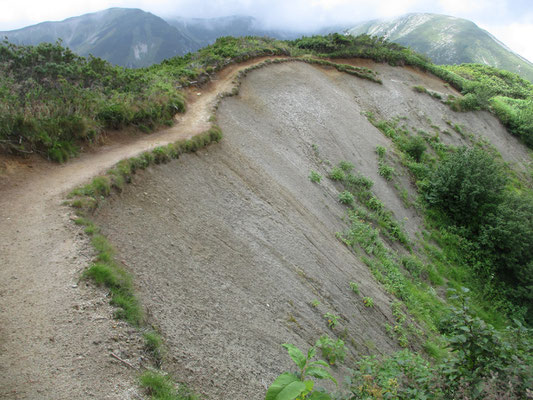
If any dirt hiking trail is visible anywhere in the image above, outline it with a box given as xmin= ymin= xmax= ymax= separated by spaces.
xmin=0 ymin=56 xmax=284 ymax=400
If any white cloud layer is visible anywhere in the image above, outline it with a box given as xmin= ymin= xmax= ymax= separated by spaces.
xmin=0 ymin=0 xmax=532 ymax=62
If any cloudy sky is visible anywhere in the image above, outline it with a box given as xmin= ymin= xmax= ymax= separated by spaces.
xmin=1 ymin=0 xmax=532 ymax=62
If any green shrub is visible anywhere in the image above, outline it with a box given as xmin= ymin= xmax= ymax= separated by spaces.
xmin=403 ymin=136 xmax=426 ymax=162
xmin=378 ymin=162 xmax=394 ymax=180
xmin=316 ymin=335 xmax=346 ymax=365
xmin=309 ymin=170 xmax=322 ymax=183
xmin=344 ymin=350 xmax=437 ymax=399
xmin=338 ymin=190 xmax=354 ymax=205
xmin=424 ymin=147 xmax=506 ymax=230
xmin=345 ymin=173 xmax=373 ymax=189
xmin=329 ymin=166 xmax=345 ymax=181
xmin=339 ymin=160 xmax=355 ymax=172
xmin=152 ymin=146 xmax=171 ymax=164
xmin=375 ymin=145 xmax=386 ymax=158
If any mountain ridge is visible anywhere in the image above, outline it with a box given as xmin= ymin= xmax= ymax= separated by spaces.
xmin=346 ymin=13 xmax=533 ymax=81
xmin=2 ymin=8 xmax=533 ymax=82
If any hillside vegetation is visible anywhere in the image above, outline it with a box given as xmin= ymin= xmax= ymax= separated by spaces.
xmin=1 ymin=34 xmax=532 ymax=162
xmin=0 ymin=40 xmax=185 ymax=161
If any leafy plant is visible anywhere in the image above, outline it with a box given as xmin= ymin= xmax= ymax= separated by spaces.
xmin=338 ymin=160 xmax=355 ymax=172
xmin=329 ymin=167 xmax=345 ymax=181
xmin=309 ymin=170 xmax=322 ymax=183
xmin=265 ymin=343 xmax=335 ymax=400
xmin=324 ymin=313 xmax=339 ymax=329
xmin=349 ymin=282 xmax=359 ymax=295
xmin=378 ymin=162 xmax=394 ymax=180
xmin=316 ymin=335 xmax=346 ymax=366
xmin=338 ymin=191 xmax=354 ymax=205
xmin=363 ymin=297 xmax=374 ymax=308
xmin=375 ymin=145 xmax=386 ymax=158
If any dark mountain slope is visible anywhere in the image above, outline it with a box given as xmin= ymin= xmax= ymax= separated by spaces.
xmin=0 ymin=8 xmax=198 ymax=67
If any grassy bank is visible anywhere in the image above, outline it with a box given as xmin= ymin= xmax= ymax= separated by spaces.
xmin=68 ymin=125 xmax=222 ymax=398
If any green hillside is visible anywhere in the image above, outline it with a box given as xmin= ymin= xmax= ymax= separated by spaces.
xmin=347 ymin=13 xmax=533 ymax=82
xmin=1 ymin=34 xmax=532 ymax=162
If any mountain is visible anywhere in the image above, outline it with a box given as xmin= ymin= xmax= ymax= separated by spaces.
xmin=166 ymin=15 xmax=300 ymax=48
xmin=0 ymin=8 xmax=198 ymax=67
xmin=346 ymin=13 xmax=533 ymax=82
xmin=4 ymin=9 xmax=533 ymax=81
xmin=0 ymin=9 xmax=302 ymax=68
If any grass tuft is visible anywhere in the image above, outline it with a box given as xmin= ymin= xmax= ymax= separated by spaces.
xmin=140 ymin=371 xmax=198 ymax=400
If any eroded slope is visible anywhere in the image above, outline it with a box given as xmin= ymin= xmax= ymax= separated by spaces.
xmin=93 ymin=61 xmax=530 ymax=399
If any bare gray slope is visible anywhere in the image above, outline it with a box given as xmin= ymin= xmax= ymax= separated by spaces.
xmin=92 ymin=62 xmax=530 ymax=399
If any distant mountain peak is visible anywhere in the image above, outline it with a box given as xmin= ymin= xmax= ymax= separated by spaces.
xmin=346 ymin=12 xmax=533 ymax=81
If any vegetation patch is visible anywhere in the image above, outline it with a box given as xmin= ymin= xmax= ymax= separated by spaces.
xmin=140 ymin=371 xmax=198 ymax=400
xmin=2 ymin=33 xmax=532 ymax=163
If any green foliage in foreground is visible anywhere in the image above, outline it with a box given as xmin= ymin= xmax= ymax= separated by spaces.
xmin=266 ymin=343 xmax=335 ymax=400
xmin=272 ymin=298 xmax=532 ymax=399
xmin=341 ymin=291 xmax=532 ymax=400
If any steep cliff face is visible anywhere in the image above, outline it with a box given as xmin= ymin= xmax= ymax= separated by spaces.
xmin=346 ymin=13 xmax=533 ymax=82
xmin=93 ymin=61 xmax=529 ymax=399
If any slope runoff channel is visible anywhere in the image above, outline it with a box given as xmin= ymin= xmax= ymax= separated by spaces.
xmin=92 ymin=61 xmax=531 ymax=399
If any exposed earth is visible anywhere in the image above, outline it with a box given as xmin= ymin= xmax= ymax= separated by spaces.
xmin=1 ymin=59 xmax=530 ymax=399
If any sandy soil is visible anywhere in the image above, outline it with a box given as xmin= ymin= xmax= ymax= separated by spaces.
xmin=1 ymin=58 xmax=530 ymax=399
xmin=91 ymin=62 xmax=531 ymax=399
